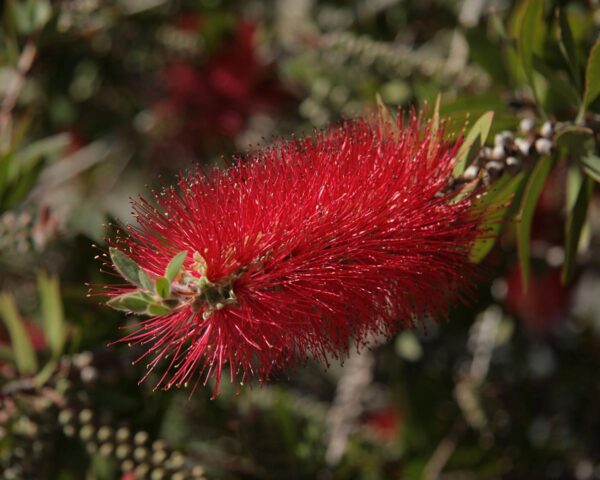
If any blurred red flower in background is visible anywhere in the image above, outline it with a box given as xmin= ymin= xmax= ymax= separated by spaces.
xmin=363 ymin=406 xmax=402 ymax=442
xmin=504 ymin=265 xmax=570 ymax=335
xmin=0 ymin=320 xmax=46 ymax=355
xmin=106 ymin=115 xmax=484 ymax=395
xmin=154 ymin=19 xmax=289 ymax=157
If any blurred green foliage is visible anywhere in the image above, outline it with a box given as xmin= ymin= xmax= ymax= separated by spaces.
xmin=1 ymin=0 xmax=599 ymax=479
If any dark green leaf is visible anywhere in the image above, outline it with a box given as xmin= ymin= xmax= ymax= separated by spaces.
xmin=470 ymin=173 xmax=526 ymax=263
xmin=555 ymin=126 xmax=598 ymax=183
xmin=165 ymin=251 xmax=188 ymax=283
xmin=517 ymin=156 xmax=554 ymax=288
xmin=9 ymin=133 xmax=69 ymax=183
xmin=581 ymin=154 xmax=600 ymax=183
xmin=107 ymin=292 xmax=149 ymax=313
xmin=532 ymin=55 xmax=581 ymax=107
xmin=156 ymin=277 xmax=171 ymax=299
xmin=517 ymin=0 xmax=545 ymax=104
xmin=147 ymin=303 xmax=172 ymax=316
xmin=109 ymin=247 xmax=144 ymax=288
xmin=0 ymin=293 xmax=38 ymax=374
xmin=583 ymin=39 xmax=600 ymax=110
xmin=563 ymin=171 xmax=594 ymax=283
xmin=556 ymin=8 xmax=581 ymax=91
xmin=555 ymin=125 xmax=594 ymax=152
xmin=453 ymin=111 xmax=494 ymax=176
xmin=6 ymin=0 xmax=52 ymax=35
xmin=37 ymin=271 xmax=66 ymax=359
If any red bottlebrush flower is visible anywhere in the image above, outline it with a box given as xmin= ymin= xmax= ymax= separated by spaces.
xmin=104 ymin=114 xmax=483 ymax=396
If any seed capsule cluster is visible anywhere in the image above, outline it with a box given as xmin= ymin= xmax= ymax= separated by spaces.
xmin=447 ymin=119 xmax=557 ymax=193
xmin=58 ymin=407 xmax=206 ymax=480
xmin=0 ymin=352 xmax=207 ymax=480
xmin=0 ymin=397 xmax=54 ymax=480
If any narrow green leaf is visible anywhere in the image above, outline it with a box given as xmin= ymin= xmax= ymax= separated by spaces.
xmin=431 ymin=93 xmax=442 ymax=134
xmin=138 ymin=269 xmax=154 ymax=292
xmin=37 ymin=271 xmax=66 ymax=359
xmin=532 ymin=55 xmax=581 ymax=106
xmin=563 ymin=173 xmax=594 ymax=283
xmin=453 ymin=111 xmax=495 ymax=176
xmin=109 ymin=247 xmax=144 ymax=288
xmin=516 ymin=156 xmax=554 ymax=288
xmin=147 ymin=304 xmax=172 ymax=316
xmin=9 ymin=133 xmax=70 ymax=183
xmin=0 ymin=293 xmax=38 ymax=374
xmin=107 ymin=292 xmax=150 ymax=313
xmin=165 ymin=251 xmax=188 ymax=283
xmin=556 ymin=8 xmax=581 ymax=91
xmin=517 ymin=0 xmax=545 ymax=97
xmin=581 ymin=154 xmax=600 ymax=183
xmin=583 ymin=39 xmax=600 ymax=110
xmin=555 ymin=126 xmax=599 ymax=183
xmin=156 ymin=277 xmax=171 ymax=299
xmin=555 ymin=125 xmax=594 ymax=151
xmin=470 ymin=172 xmax=526 ymax=263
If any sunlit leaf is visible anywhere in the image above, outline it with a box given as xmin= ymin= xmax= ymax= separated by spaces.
xmin=0 ymin=293 xmax=38 ymax=374
xmin=147 ymin=303 xmax=172 ymax=316
xmin=37 ymin=271 xmax=66 ymax=359
xmin=156 ymin=277 xmax=171 ymax=299
xmin=165 ymin=251 xmax=188 ymax=283
xmin=139 ymin=269 xmax=154 ymax=292
xmin=453 ymin=111 xmax=494 ymax=176
xmin=107 ymin=292 xmax=150 ymax=313
xmin=109 ymin=247 xmax=145 ymax=288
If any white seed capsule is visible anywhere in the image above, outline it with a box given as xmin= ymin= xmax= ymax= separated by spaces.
xmin=514 ymin=138 xmax=531 ymax=156
xmin=134 ymin=431 xmax=149 ymax=445
xmin=535 ymin=138 xmax=553 ymax=155
xmin=58 ymin=410 xmax=74 ymax=425
xmin=99 ymin=442 xmax=114 ymax=456
xmin=134 ymin=446 xmax=149 ymax=462
xmin=540 ymin=121 xmax=554 ymax=138
xmin=463 ymin=165 xmax=480 ymax=181
xmin=486 ymin=161 xmax=504 ymax=176
xmin=495 ymin=131 xmax=513 ymax=147
xmin=506 ymin=156 xmax=521 ymax=174
xmin=135 ymin=464 xmax=151 ymax=478
xmin=116 ymin=427 xmax=130 ymax=443
xmin=151 ymin=468 xmax=165 ymax=480
xmin=492 ymin=145 xmax=505 ymax=161
xmin=79 ymin=425 xmax=95 ymax=441
xmin=116 ymin=444 xmax=131 ymax=459
xmin=519 ymin=117 xmax=535 ymax=134
xmin=79 ymin=409 xmax=93 ymax=424
xmin=97 ymin=426 xmax=112 ymax=442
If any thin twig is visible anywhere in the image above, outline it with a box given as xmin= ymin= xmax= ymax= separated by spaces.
xmin=0 ymin=41 xmax=38 ymax=143
xmin=422 ymin=420 xmax=467 ymax=480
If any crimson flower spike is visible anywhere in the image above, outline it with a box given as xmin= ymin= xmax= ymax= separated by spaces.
xmin=102 ymin=111 xmax=485 ymax=397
